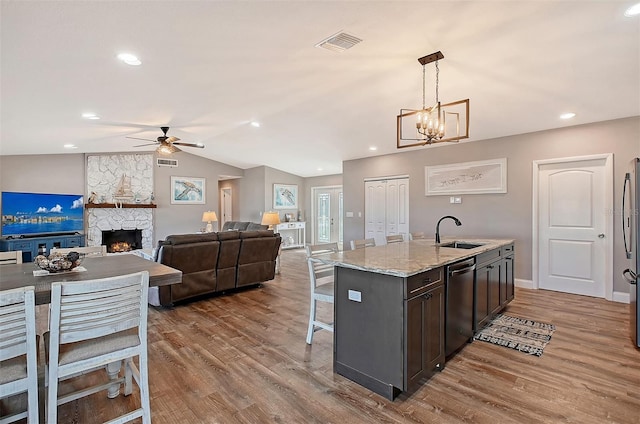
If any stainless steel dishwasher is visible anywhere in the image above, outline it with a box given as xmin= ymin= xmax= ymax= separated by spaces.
xmin=445 ymin=258 xmax=476 ymax=357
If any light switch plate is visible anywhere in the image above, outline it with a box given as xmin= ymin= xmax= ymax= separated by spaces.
xmin=346 ymin=211 xmax=354 ymax=218
xmin=348 ymin=289 xmax=362 ymax=302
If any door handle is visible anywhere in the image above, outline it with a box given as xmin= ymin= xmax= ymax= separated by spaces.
xmin=623 ymin=268 xmax=637 ymax=284
xmin=598 ymin=234 xmax=605 ymax=238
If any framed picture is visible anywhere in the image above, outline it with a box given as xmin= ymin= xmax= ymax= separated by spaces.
xmin=273 ymin=184 xmax=298 ymax=209
xmin=425 ymin=158 xmax=507 ymax=195
xmin=170 ymin=176 xmax=205 ymax=204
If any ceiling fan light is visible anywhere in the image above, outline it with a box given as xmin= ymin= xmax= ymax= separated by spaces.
xmin=157 ymin=144 xmax=180 ymax=155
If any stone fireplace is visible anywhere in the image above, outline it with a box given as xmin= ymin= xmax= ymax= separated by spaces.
xmin=102 ymin=229 xmax=143 ymax=253
xmin=86 ymin=154 xmax=154 ymax=250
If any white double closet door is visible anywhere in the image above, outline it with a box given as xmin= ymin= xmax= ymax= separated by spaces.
xmin=364 ymin=177 xmax=409 ymax=246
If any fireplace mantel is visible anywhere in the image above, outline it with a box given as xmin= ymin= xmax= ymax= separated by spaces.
xmin=85 ymin=203 xmax=157 ymax=209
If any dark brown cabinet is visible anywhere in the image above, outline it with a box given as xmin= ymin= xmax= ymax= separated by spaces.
xmin=405 ymin=279 xmax=445 ymax=390
xmin=502 ymin=244 xmax=515 ymax=305
xmin=334 ymin=266 xmax=444 ymax=400
xmin=474 ymin=243 xmax=515 ymax=333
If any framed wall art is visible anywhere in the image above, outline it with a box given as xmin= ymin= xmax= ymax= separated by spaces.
xmin=273 ymin=184 xmax=298 ymax=209
xmin=425 ymin=158 xmax=507 ymax=195
xmin=170 ymin=176 xmax=206 ymax=204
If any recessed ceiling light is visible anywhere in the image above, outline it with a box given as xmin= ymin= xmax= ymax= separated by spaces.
xmin=624 ymin=2 xmax=640 ymax=16
xmin=64 ymin=144 xmax=78 ymax=149
xmin=560 ymin=112 xmax=576 ymax=120
xmin=82 ymin=113 xmax=100 ymax=120
xmin=369 ymin=146 xmax=378 ymax=151
xmin=117 ymin=53 xmax=142 ymax=66
xmin=250 ymin=121 xmax=261 ymax=128
xmin=317 ymin=167 xmax=323 ymax=171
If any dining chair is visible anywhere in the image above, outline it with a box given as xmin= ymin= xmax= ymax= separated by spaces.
xmin=50 ymin=245 xmax=107 ymax=256
xmin=349 ymin=238 xmax=376 ymax=250
xmin=0 ymin=286 xmax=39 ymax=424
xmin=0 ymin=250 xmax=23 ymax=265
xmin=46 ymin=271 xmax=151 ymax=424
xmin=305 ymin=243 xmax=338 ymax=344
xmin=386 ymin=234 xmax=404 ymax=244
xmin=409 ymin=232 xmax=426 ymax=240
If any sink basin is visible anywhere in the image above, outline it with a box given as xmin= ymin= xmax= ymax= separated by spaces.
xmin=439 ymin=241 xmax=485 ymax=249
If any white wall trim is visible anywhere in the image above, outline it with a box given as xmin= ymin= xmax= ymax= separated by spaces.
xmin=612 ymin=291 xmax=630 ymax=304
xmin=364 ymin=174 xmax=409 ymax=182
xmin=532 ymin=153 xmax=614 ymax=300
xmin=515 ymin=278 xmax=534 ymax=289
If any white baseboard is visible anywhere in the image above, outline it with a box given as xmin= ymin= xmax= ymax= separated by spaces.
xmin=515 ymin=278 xmax=534 ymax=289
xmin=613 ymin=291 xmax=630 ymax=304
xmin=515 ymin=279 xmax=630 ymax=304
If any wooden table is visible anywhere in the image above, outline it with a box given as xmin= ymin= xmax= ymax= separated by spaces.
xmin=0 ymin=254 xmax=182 ymax=305
xmin=0 ymin=254 xmax=182 ymax=399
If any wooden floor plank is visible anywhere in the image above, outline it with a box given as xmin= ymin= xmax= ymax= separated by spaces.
xmin=3 ymin=248 xmax=639 ymax=423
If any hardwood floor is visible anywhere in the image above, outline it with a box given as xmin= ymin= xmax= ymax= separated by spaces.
xmin=3 ymin=248 xmax=639 ymax=423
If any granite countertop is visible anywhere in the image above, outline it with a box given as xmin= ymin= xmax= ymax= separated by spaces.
xmin=318 ymin=238 xmax=514 ymax=277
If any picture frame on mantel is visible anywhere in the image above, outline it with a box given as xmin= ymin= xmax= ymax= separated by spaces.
xmin=170 ymin=176 xmax=206 ymax=204
xmin=425 ymin=158 xmax=507 ymax=195
xmin=273 ymin=184 xmax=298 ymax=209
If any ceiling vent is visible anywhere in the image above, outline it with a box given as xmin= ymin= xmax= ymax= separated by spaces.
xmin=315 ymin=31 xmax=362 ymax=52
xmin=156 ymin=158 xmax=178 ymax=167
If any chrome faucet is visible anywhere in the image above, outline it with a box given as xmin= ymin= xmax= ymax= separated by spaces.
xmin=435 ymin=215 xmax=462 ymax=244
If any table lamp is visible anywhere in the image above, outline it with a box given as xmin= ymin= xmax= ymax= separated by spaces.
xmin=202 ymin=211 xmax=218 ymax=233
xmin=261 ymin=211 xmax=281 ymax=230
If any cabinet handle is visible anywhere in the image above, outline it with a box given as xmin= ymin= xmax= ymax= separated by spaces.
xmin=424 ymin=293 xmax=433 ymax=300
xmin=487 ymin=265 xmax=494 ymax=269
xmin=409 ymin=279 xmax=432 ymax=294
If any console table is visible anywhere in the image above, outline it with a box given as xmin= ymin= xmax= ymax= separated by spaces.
xmin=275 ymin=222 xmax=306 ymax=249
xmin=0 ymin=234 xmax=85 ymax=263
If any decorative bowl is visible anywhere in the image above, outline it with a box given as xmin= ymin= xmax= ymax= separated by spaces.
xmin=35 ymin=252 xmax=85 ymax=273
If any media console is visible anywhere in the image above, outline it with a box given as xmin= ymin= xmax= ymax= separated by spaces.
xmin=0 ymin=233 xmax=85 ymax=263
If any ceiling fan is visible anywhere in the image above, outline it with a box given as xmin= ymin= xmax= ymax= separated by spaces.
xmin=126 ymin=126 xmax=205 ymax=155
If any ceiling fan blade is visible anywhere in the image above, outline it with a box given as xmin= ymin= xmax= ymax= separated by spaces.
xmin=133 ymin=143 xmax=159 ymax=147
xmin=173 ymin=142 xmax=205 ymax=148
xmin=126 ymin=136 xmax=156 ymax=142
xmin=166 ymin=136 xmax=180 ymax=143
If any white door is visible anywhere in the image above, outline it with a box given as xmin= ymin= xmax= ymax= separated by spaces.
xmin=535 ymin=155 xmax=613 ymax=298
xmin=220 ymin=188 xmax=232 ymax=229
xmin=365 ymin=180 xmax=387 ymax=246
xmin=385 ymin=178 xmax=410 ymax=239
xmin=313 ymin=187 xmax=343 ymax=249
xmin=364 ymin=177 xmax=410 ymax=246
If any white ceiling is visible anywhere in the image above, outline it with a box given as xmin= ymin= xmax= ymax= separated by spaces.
xmin=1 ymin=1 xmax=639 ymax=178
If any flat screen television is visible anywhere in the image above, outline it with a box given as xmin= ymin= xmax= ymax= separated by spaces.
xmin=1 ymin=191 xmax=84 ymax=237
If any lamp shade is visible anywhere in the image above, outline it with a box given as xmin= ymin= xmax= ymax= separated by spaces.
xmin=261 ymin=211 xmax=281 ymax=226
xmin=202 ymin=211 xmax=218 ymax=223
xmin=202 ymin=211 xmax=218 ymax=233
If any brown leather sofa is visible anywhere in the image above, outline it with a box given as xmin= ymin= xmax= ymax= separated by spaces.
xmin=148 ymin=230 xmax=281 ymax=306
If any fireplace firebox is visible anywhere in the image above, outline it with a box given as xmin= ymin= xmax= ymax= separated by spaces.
xmin=102 ymin=229 xmax=143 ymax=253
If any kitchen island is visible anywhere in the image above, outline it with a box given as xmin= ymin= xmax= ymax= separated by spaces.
xmin=317 ymin=238 xmax=515 ymax=400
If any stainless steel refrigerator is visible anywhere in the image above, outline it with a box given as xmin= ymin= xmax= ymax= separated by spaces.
xmin=622 ymin=158 xmax=640 ymax=348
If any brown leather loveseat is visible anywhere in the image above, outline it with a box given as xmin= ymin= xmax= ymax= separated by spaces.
xmin=148 ymin=230 xmax=281 ymax=306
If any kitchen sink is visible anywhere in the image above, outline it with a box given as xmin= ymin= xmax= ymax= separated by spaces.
xmin=439 ymin=241 xmax=485 ymax=249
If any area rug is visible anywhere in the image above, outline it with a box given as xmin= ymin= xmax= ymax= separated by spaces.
xmin=473 ymin=314 xmax=556 ymax=357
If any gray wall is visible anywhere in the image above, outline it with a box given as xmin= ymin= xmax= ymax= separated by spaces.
xmin=342 ymin=117 xmax=640 ymax=293
xmin=238 ymin=166 xmax=266 ymax=222
xmin=239 ymin=165 xmax=306 ymax=224
xmin=0 ymin=151 xmax=244 ymax=243
xmin=153 ymin=151 xmax=244 ymax=241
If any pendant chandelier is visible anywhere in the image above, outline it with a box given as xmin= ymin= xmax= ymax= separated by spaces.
xmin=397 ymin=51 xmax=469 ymax=149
